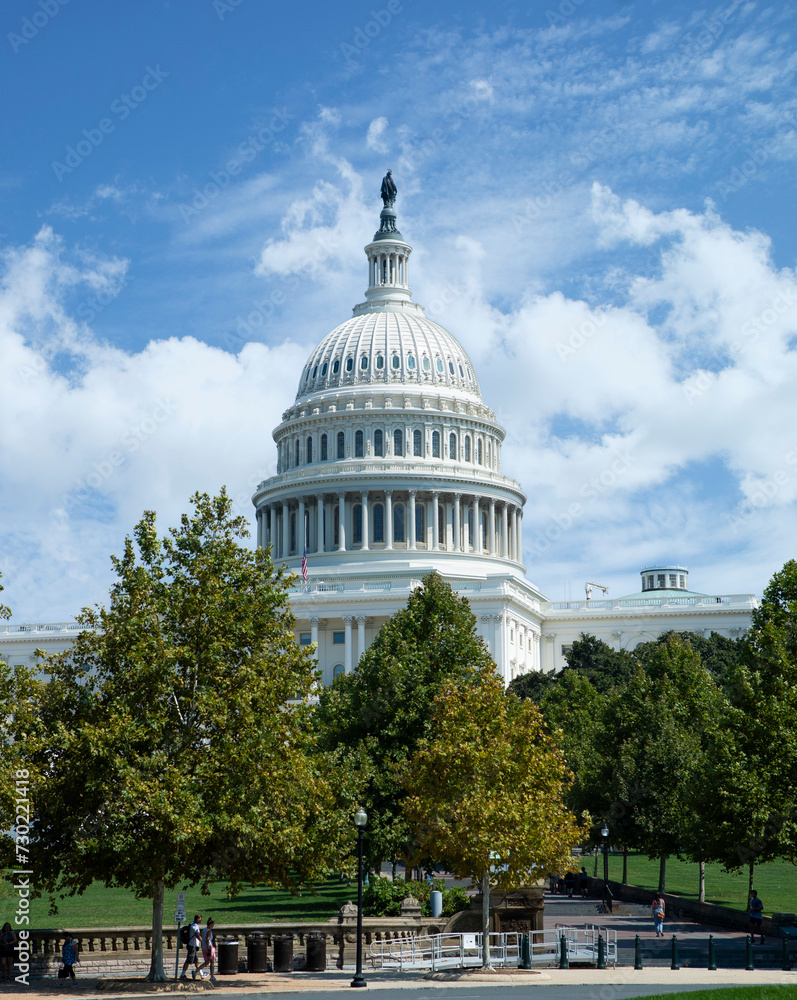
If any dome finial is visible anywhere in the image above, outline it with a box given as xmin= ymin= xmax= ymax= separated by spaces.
xmin=375 ymin=170 xmax=402 ymax=240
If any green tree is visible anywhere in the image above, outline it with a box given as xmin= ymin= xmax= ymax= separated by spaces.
xmin=635 ymin=630 xmax=746 ymax=691
xmin=313 ymin=573 xmax=495 ymax=872
xmin=506 ymin=669 xmax=555 ymax=703
xmin=401 ymin=669 xmax=581 ymax=968
xmin=26 ymin=491 xmax=354 ymax=981
xmin=563 ymin=633 xmax=636 ymax=694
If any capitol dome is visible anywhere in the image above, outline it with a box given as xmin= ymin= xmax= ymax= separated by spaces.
xmin=296 ymin=311 xmax=481 ymax=404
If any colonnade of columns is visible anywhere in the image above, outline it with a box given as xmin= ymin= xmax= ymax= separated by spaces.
xmin=256 ymin=489 xmax=524 ymax=564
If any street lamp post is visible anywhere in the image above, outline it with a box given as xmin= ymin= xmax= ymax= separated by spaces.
xmin=351 ymin=807 xmax=368 ymax=988
xmin=601 ymin=823 xmax=609 ymax=885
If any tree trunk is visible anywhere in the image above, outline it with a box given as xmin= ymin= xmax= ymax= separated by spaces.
xmin=405 ymin=867 xmax=412 ymax=882
xmin=622 ymin=847 xmax=628 ymax=885
xmin=698 ymin=861 xmax=705 ymax=903
xmin=391 ymin=859 xmax=397 ymax=882
xmin=748 ymin=859 xmax=754 ymax=904
xmin=593 ymin=846 xmax=598 ymax=877
xmin=481 ymin=869 xmax=491 ymax=970
xmin=658 ymin=855 xmax=666 ymax=894
xmin=146 ymin=877 xmax=167 ymax=982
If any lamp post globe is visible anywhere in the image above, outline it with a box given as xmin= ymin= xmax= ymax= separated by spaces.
xmin=351 ymin=808 xmax=368 ymax=988
xmin=601 ymin=824 xmax=609 ymax=885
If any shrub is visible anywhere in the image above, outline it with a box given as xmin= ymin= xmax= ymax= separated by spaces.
xmin=362 ymin=876 xmax=469 ymax=918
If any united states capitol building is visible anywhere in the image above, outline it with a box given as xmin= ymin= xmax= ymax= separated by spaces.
xmin=0 ymin=177 xmax=759 ymax=682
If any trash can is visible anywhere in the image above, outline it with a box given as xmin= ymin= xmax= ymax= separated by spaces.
xmin=430 ymin=890 xmax=443 ymax=918
xmin=217 ymin=938 xmax=239 ymax=976
xmin=305 ymin=933 xmax=326 ymax=972
xmin=273 ymin=934 xmax=294 ymax=973
xmin=247 ymin=933 xmax=267 ymax=973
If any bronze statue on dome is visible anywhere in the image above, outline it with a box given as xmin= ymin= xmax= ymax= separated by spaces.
xmin=380 ymin=170 xmax=397 ymax=208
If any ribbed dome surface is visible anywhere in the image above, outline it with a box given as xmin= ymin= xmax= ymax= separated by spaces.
xmin=296 ymin=311 xmax=482 ymax=402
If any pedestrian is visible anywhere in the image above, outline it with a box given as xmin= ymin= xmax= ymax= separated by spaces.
xmin=749 ymin=890 xmax=765 ymax=944
xmin=579 ymin=866 xmax=589 ymax=898
xmin=181 ymin=914 xmax=203 ymax=980
xmin=198 ymin=918 xmax=216 ymax=980
xmin=60 ymin=933 xmax=79 ymax=984
xmin=564 ymin=870 xmax=575 ymax=897
xmin=651 ymin=894 xmax=665 ymax=937
xmin=0 ymin=923 xmax=16 ymax=981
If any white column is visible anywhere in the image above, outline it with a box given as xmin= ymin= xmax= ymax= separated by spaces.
xmin=343 ymin=616 xmax=353 ymax=673
xmin=473 ymin=498 xmax=480 ymax=554
xmin=511 ymin=506 xmax=518 ymax=561
xmin=453 ymin=494 xmax=461 ymax=552
xmin=494 ymin=613 xmax=506 ymax=680
xmin=489 ymin=500 xmax=496 ymax=555
xmin=409 ymin=491 xmax=417 ymax=550
xmin=480 ymin=615 xmax=493 ymax=657
xmin=432 ymin=492 xmax=440 ymax=549
xmin=517 ymin=508 xmax=523 ymax=563
xmin=269 ymin=506 xmax=276 ymax=554
xmin=356 ymin=615 xmax=366 ymax=663
xmin=281 ymin=502 xmax=289 ymax=559
xmin=501 ymin=503 xmax=508 ymax=559
xmin=386 ymin=490 xmax=393 ymax=549
xmin=317 ymin=495 xmax=325 ymax=553
xmin=338 ymin=493 xmax=347 ymax=552
xmin=361 ymin=491 xmax=369 ymax=550
xmin=445 ymin=500 xmax=452 ymax=550
xmin=298 ymin=498 xmax=306 ymax=552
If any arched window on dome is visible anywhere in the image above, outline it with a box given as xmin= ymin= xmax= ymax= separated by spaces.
xmin=360 ymin=355 xmax=369 ymax=370
xmin=413 ymin=429 xmax=422 ymax=457
xmin=392 ymin=354 xmax=400 ymax=370
xmin=290 ymin=513 xmax=296 ymax=554
xmin=332 ymin=359 xmax=340 ymax=375
xmin=415 ymin=504 xmax=425 ymax=544
xmin=374 ymin=429 xmax=383 ymax=457
xmin=295 ymin=439 xmax=300 ymax=467
xmin=373 ymin=503 xmax=384 ymax=543
xmin=306 ymin=436 xmax=313 ymax=463
xmin=355 ymin=430 xmax=364 ymax=458
xmin=353 ymin=504 xmax=363 ymax=545
xmin=422 ymin=356 xmax=431 ymax=372
xmin=393 ymin=429 xmax=403 ymax=457
xmin=337 ymin=431 xmax=345 ymax=460
xmin=465 ymin=436 xmax=471 ymax=462
xmin=394 ymin=503 xmax=405 ymax=543
xmin=321 ymin=434 xmax=328 ymax=461
xmin=459 ymin=363 xmax=464 ymax=378
xmin=376 ymin=354 xmax=384 ymax=370
xmin=321 ymin=362 xmax=328 ymax=377
xmin=436 ymin=358 xmax=444 ymax=373
xmin=477 ymin=439 xmax=483 ymax=465
xmin=448 ymin=361 xmax=455 ymax=375
xmin=333 ymin=664 xmax=345 ymax=681
xmin=408 ymin=355 xmax=416 ymax=370
xmin=438 ymin=505 xmax=445 ymax=548
xmin=312 ymin=365 xmax=318 ymax=378
xmin=432 ymin=431 xmax=440 ymax=458
xmin=449 ymin=432 xmax=457 ymax=461
xmin=346 ymin=356 xmax=353 ymax=373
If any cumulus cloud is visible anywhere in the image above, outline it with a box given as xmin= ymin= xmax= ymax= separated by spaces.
xmin=366 ymin=116 xmax=389 ymax=153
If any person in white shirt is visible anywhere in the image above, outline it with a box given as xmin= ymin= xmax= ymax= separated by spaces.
xmin=181 ymin=914 xmax=203 ymax=980
xmin=198 ymin=918 xmax=216 ymax=979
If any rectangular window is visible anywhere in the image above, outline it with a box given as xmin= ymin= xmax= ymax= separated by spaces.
xmin=333 ymin=631 xmax=345 ymax=644
xmin=657 ymin=574 xmax=665 ymax=588
xmin=299 ymin=633 xmax=311 ymax=646
xmin=679 ymin=575 xmax=685 ymax=588
xmin=669 ymin=574 xmax=677 ymax=588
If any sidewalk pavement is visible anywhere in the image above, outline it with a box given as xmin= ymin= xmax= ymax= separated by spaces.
xmin=13 ymin=966 xmax=797 ymax=998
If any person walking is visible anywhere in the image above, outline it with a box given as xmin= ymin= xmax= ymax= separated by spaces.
xmin=749 ymin=890 xmax=765 ymax=944
xmin=198 ymin=918 xmax=216 ymax=980
xmin=180 ymin=914 xmax=203 ymax=980
xmin=0 ymin=923 xmax=16 ymax=981
xmin=579 ymin=866 xmax=589 ymax=898
xmin=651 ymin=894 xmax=665 ymax=937
xmin=60 ymin=933 xmax=79 ymax=984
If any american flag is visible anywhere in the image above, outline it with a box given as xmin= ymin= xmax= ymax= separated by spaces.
xmin=301 ymin=545 xmax=308 ymax=582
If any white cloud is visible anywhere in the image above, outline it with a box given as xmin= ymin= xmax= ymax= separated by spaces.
xmin=366 ymin=116 xmax=389 ymax=153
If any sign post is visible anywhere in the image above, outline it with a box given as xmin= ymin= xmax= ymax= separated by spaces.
xmin=174 ymin=893 xmax=187 ymax=980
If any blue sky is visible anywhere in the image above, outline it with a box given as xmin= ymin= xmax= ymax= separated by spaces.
xmin=2 ymin=0 xmax=797 ymax=620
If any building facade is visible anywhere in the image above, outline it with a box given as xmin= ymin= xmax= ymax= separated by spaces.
xmin=0 ymin=188 xmax=760 ymax=678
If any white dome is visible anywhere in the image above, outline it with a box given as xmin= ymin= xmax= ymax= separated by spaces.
xmin=296 ymin=310 xmax=481 ymax=402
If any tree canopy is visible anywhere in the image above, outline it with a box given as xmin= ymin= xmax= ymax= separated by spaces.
xmin=26 ymin=490 xmax=354 ymax=980
xmin=312 ymin=572 xmax=495 ymax=870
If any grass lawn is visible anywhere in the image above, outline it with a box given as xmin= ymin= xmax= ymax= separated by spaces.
xmin=588 ymin=850 xmax=797 ymax=916
xmin=642 ymin=989 xmax=797 ymax=999
xmin=25 ymin=875 xmax=358 ymax=929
